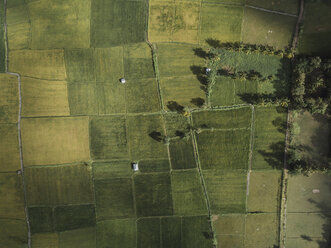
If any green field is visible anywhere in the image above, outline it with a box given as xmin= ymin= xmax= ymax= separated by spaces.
xmin=0 ymin=1 xmax=5 ymax=72
xmin=246 ymin=0 xmax=299 ymax=15
xmin=0 ymin=74 xmax=19 ymax=123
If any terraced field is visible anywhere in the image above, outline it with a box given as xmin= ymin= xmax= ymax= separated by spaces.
xmin=0 ymin=0 xmax=329 ymax=247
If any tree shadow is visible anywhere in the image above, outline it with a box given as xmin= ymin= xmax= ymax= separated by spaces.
xmin=191 ymin=97 xmax=205 ymax=108
xmin=193 ymin=48 xmax=209 ymax=59
xmin=272 ymin=116 xmax=287 ymax=133
xmin=271 ymin=57 xmax=291 ymax=98
xmin=205 ymin=38 xmax=221 ymax=48
xmin=166 ymin=101 xmax=185 ymax=113
xmin=258 ymin=141 xmax=285 ymax=170
xmin=149 ymin=131 xmax=164 ymax=142
xmin=190 ymin=65 xmax=208 ymax=92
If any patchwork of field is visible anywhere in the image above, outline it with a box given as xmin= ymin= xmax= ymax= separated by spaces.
xmin=0 ymin=0 xmax=300 ymax=247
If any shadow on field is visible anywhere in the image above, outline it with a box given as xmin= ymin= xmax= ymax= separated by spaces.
xmin=191 ymin=97 xmax=205 ymax=108
xmin=166 ymin=101 xmax=185 ymax=113
xmin=149 ymin=131 xmax=164 ymax=142
xmin=190 ymin=65 xmax=208 ymax=92
xmin=258 ymin=141 xmax=284 ymax=170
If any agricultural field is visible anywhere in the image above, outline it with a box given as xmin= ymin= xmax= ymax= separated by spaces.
xmin=0 ymin=0 xmax=329 ymax=247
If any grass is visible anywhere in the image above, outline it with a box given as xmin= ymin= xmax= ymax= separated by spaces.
xmin=196 ymin=130 xmax=250 ymax=170
xmin=27 ymin=0 xmax=90 ymax=49
xmin=91 ymin=0 xmax=146 ymax=47
xmin=0 ymin=124 xmax=20 ymax=172
xmin=31 ymin=233 xmax=59 ymax=248
xmin=192 ymin=107 xmax=251 ymax=129
xmin=247 ymin=170 xmax=282 ymax=213
xmin=287 ymin=173 xmax=331 ymax=213
xmin=245 ymin=213 xmax=279 ymax=248
xmin=21 ymin=117 xmax=90 ymax=166
xmin=94 ymin=178 xmax=135 ymax=220
xmin=252 ymin=106 xmax=287 ymax=170
xmin=286 ymin=238 xmax=325 ymax=248
xmin=9 ymin=49 xmax=67 ymax=80
xmin=21 ymin=77 xmax=69 ymax=117
xmin=97 ymin=82 xmax=126 ymax=114
xmin=97 ymin=219 xmax=136 ymax=248
xmin=0 ymin=219 xmax=28 ymax=247
xmin=161 ymin=217 xmax=182 ymax=248
xmin=93 ymin=161 xmax=133 ymax=180
xmin=242 ymin=8 xmax=297 ymax=49
xmin=90 ymin=116 xmax=128 ymax=160
xmin=169 ymin=138 xmax=196 ymax=170
xmin=216 ymin=235 xmax=244 ymax=248
xmin=203 ymin=170 xmax=247 ymax=214
xmin=200 ymin=4 xmax=243 ymax=44
xmin=59 ymin=227 xmax=96 ymax=248
xmin=0 ymin=1 xmax=5 ymax=72
xmin=134 ymin=172 xmax=173 ymax=217
xmin=246 ymin=0 xmax=299 ymax=15
xmin=138 ymin=159 xmax=170 ymax=173
xmin=210 ymin=77 xmax=235 ymax=106
xmin=25 ymin=164 xmax=94 ymax=205
xmin=0 ymin=173 xmax=25 ymax=220
xmin=160 ymin=75 xmax=206 ymax=109
xmin=298 ymin=1 xmax=331 ymax=56
xmin=164 ymin=113 xmax=191 ymax=137
xmin=28 ymin=206 xmax=54 ymax=234
xmin=54 ymin=204 xmax=96 ymax=232
xmin=171 ymin=169 xmax=207 ymax=215
xmin=149 ymin=2 xmax=200 ymax=43
xmin=68 ymin=83 xmax=98 ymax=115
xmin=0 ymin=74 xmax=18 ymax=123
xmin=126 ymin=114 xmax=168 ymax=160
xmin=212 ymin=214 xmax=245 ymax=235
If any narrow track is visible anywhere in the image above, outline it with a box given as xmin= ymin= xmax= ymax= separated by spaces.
xmin=292 ymin=0 xmax=305 ymax=49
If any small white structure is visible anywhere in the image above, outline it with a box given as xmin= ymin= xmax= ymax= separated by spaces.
xmin=132 ymin=162 xmax=139 ymax=172
xmin=120 ymin=78 xmax=126 ymax=84
xmin=205 ymin=68 xmax=211 ymax=74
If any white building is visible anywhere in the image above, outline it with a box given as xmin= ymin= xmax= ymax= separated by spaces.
xmin=132 ymin=162 xmax=139 ymax=171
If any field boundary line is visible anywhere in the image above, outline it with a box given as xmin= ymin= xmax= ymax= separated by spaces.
xmin=280 ymin=109 xmax=291 ymax=248
xmin=3 ymin=0 xmax=31 ymax=247
xmin=291 ymin=0 xmax=305 ymax=50
xmin=246 ymin=105 xmax=255 ymax=200
xmin=246 ymin=5 xmax=298 ymax=17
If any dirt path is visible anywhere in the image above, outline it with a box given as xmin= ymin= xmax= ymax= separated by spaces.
xmin=292 ymin=0 xmax=305 ymax=49
xmin=3 ymin=0 xmax=31 ymax=247
xmin=246 ymin=5 xmax=298 ymax=17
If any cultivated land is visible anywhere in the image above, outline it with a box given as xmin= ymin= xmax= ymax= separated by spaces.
xmin=0 ymin=0 xmax=330 ymax=248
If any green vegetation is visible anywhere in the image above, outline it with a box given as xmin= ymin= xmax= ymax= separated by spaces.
xmin=138 ymin=159 xmax=170 ymax=173
xmin=246 ymin=0 xmax=299 ymax=15
xmin=28 ymin=206 xmax=54 ymax=234
xmin=0 ymin=219 xmax=28 ymax=247
xmin=93 ymin=161 xmax=132 ymax=179
xmin=161 ymin=217 xmax=181 ymax=248
xmin=0 ymin=74 xmax=19 ymax=123
xmin=169 ymin=138 xmax=196 ymax=170
xmin=0 ymin=124 xmax=20 ymax=172
xmin=59 ymin=227 xmax=96 ymax=248
xmin=0 ymin=1 xmax=5 ymax=72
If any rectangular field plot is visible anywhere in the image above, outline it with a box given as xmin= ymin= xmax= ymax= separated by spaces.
xmin=68 ymin=83 xmax=98 ymax=115
xmin=164 ymin=112 xmax=191 ymax=137
xmin=200 ymin=4 xmax=243 ymax=44
xmin=97 ymin=219 xmax=136 ymax=248
xmin=161 ymin=217 xmax=181 ymax=248
xmin=138 ymin=159 xmax=170 ymax=173
xmin=196 ymin=130 xmax=250 ymax=170
xmin=245 ymin=213 xmax=279 ymax=248
xmin=242 ymin=8 xmax=297 ymax=49
xmin=90 ymin=116 xmax=128 ymax=160
xmin=91 ymin=0 xmax=146 ymax=47
xmin=246 ymin=0 xmax=299 ymax=15
xmin=213 ymin=214 xmax=244 ymax=236
xmin=0 ymin=124 xmax=20 ymax=172
xmin=137 ymin=218 xmax=160 ymax=248
xmin=94 ymin=178 xmax=135 ymax=220
xmin=192 ymin=107 xmax=251 ymax=129
xmin=31 ymin=233 xmax=59 ymax=248
xmin=216 ymin=235 xmax=244 ymax=248
xmin=124 ymin=43 xmax=154 ymax=79
xmin=169 ymin=138 xmax=196 ymax=170
xmin=252 ymin=106 xmax=287 ymax=170
xmin=298 ymin=1 xmax=331 ymax=56
xmin=0 ymin=219 xmax=28 ymax=247
xmin=182 ymin=216 xmax=214 ymax=248
xmin=0 ymin=74 xmax=18 ymax=123
xmin=25 ymin=164 xmax=94 ymax=205
xmin=203 ymin=170 xmax=247 ymax=214
xmin=0 ymin=173 xmax=25 ymax=220
xmin=171 ymin=169 xmax=207 ymax=215
xmin=125 ymin=78 xmax=160 ymax=113
xmin=21 ymin=77 xmax=69 ymax=117
xmin=247 ymin=170 xmax=282 ymax=213
xmin=134 ymin=173 xmax=173 ymax=217
xmin=93 ymin=161 xmax=133 ymax=180
xmin=126 ymin=114 xmax=168 ymax=160
xmin=149 ymin=2 xmax=199 ymax=43
xmin=287 ymin=173 xmax=331 ymax=213
xmin=286 ymin=238 xmax=327 ymax=248
xmin=54 ymin=204 xmax=96 ymax=232
xmin=6 ymin=4 xmax=31 ymax=50
xmin=28 ymin=0 xmax=90 ymax=49
xmin=9 ymin=50 xmax=66 ymax=80
xmin=160 ymin=76 xmax=206 ymax=110
xmin=21 ymin=117 xmax=90 ymax=166
xmin=0 ymin=2 xmax=4 ymax=72
xmin=59 ymin=227 xmax=96 ymax=248
xmin=157 ymin=43 xmax=205 ymax=77
xmin=97 ymin=83 xmax=126 ymax=114
xmin=28 ymin=206 xmax=54 ymax=234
